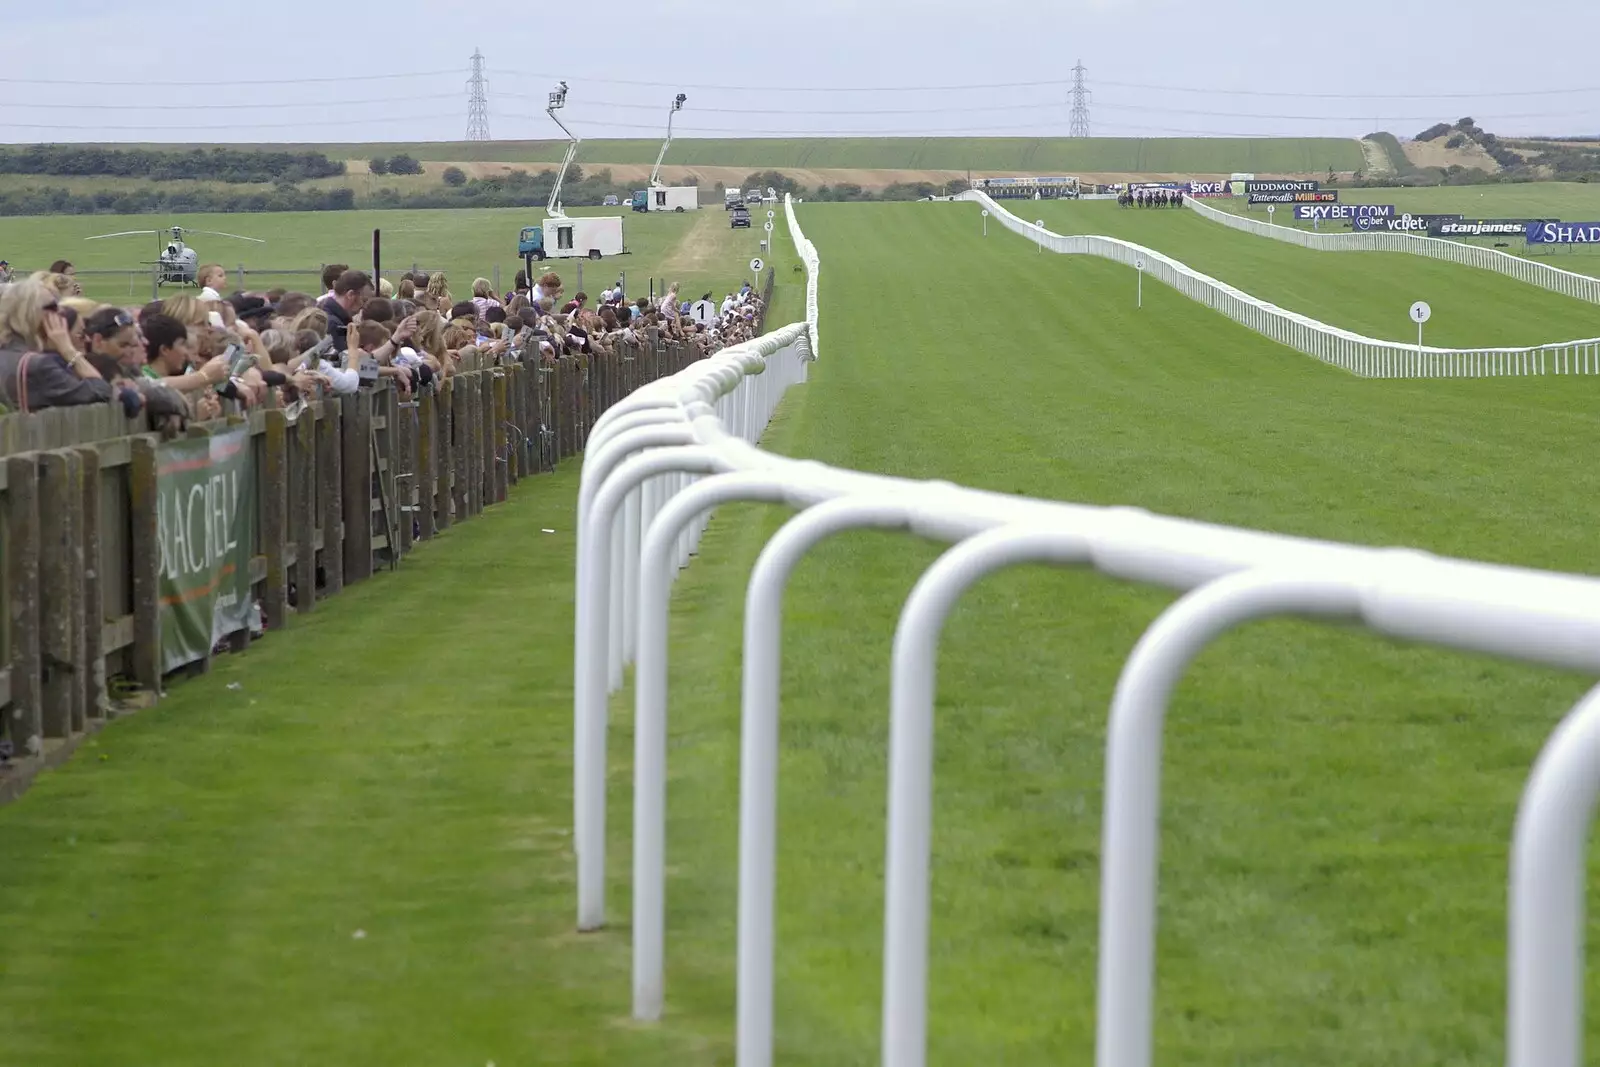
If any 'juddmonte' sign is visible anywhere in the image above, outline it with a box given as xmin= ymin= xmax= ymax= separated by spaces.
xmin=156 ymin=426 xmax=257 ymax=672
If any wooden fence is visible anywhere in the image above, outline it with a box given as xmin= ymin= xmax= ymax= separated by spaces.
xmin=0 ymin=337 xmax=707 ymax=789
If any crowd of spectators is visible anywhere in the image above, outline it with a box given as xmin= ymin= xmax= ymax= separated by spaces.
xmin=0 ymin=256 xmax=767 ymax=427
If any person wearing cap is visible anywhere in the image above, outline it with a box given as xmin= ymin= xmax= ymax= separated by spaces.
xmin=0 ymin=261 xmax=11 ymax=284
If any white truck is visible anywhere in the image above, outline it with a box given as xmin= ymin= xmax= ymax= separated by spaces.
xmin=518 ymin=215 xmax=628 ymax=260
xmin=635 ymin=185 xmax=699 ymax=212
xmin=724 ymin=187 xmax=742 ymax=210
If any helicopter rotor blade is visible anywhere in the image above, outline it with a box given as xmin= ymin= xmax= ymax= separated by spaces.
xmin=184 ymin=230 xmax=266 ymax=244
xmin=84 ymin=230 xmax=160 ymax=241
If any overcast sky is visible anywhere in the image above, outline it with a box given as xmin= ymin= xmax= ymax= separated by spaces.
xmin=2 ymin=0 xmax=1596 ymax=144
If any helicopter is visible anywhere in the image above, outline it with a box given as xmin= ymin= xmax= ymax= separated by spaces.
xmin=84 ymin=225 xmax=265 ymax=287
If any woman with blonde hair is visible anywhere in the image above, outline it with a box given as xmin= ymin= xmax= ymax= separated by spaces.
xmin=0 ymin=278 xmax=112 ymax=411
xmin=404 ymin=309 xmax=452 ymax=377
xmin=30 ymin=271 xmax=79 ymax=298
xmin=160 ymin=293 xmax=210 ymax=329
xmin=424 ymin=272 xmax=451 ymax=311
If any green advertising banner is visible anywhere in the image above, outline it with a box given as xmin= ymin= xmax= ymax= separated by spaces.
xmin=156 ymin=426 xmax=257 ymax=673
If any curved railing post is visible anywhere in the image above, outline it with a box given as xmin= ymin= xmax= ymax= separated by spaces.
xmin=737 ymin=495 xmax=926 ymax=1067
xmin=575 ymin=444 xmax=724 ymax=931
xmin=1096 ymin=569 xmax=1362 ymax=1067
xmin=632 ymin=471 xmax=822 ymax=1022
xmin=1507 ymin=682 xmax=1600 ymax=1067
xmin=882 ymin=525 xmax=1093 ymax=1067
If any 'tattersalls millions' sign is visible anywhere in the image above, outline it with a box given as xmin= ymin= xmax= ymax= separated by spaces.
xmin=1249 ymin=190 xmax=1338 ymax=204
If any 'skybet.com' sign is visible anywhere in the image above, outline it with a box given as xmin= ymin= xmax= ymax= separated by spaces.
xmin=1353 ymin=213 xmax=1462 ymax=233
xmin=1291 ymin=203 xmax=1395 ymax=221
xmin=1526 ymin=221 xmax=1600 ymax=244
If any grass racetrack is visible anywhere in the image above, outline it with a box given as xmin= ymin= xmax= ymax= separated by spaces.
xmin=101 ymin=137 xmax=1367 ymax=175
xmin=1028 ymin=199 xmax=1600 ymax=348
xmin=3 ymin=200 xmax=1600 ymax=1064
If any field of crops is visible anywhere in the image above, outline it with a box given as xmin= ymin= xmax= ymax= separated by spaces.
xmin=0 ymin=205 xmax=772 ymax=308
xmin=4 ymin=194 xmax=1599 ymax=1064
xmin=101 ymin=136 xmax=1368 ymax=174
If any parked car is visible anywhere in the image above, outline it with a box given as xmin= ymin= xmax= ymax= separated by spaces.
xmin=603 ymin=195 xmax=620 ymax=207
xmin=730 ymin=206 xmax=751 ymax=229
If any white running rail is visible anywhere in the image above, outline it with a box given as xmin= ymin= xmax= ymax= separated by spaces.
xmin=1183 ymin=194 xmax=1600 ymax=305
xmin=961 ymin=189 xmax=1600 ymax=379
xmin=573 ymin=193 xmax=1600 ymax=1067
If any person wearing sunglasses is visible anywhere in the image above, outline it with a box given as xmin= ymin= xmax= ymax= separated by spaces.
xmin=0 ymin=279 xmax=112 ymax=413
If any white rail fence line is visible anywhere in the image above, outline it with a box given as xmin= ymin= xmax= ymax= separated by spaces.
xmin=1183 ymin=194 xmax=1600 ymax=304
xmin=961 ymin=190 xmax=1600 ymax=380
xmin=572 ymin=194 xmax=1600 ymax=1067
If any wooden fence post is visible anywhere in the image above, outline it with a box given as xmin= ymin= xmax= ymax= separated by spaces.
xmin=482 ymin=373 xmax=499 ymax=507
xmin=341 ymin=392 xmax=373 ymax=583
xmin=75 ymin=446 xmax=106 ymax=721
xmin=435 ymin=384 xmax=453 ymax=533
xmin=260 ymin=409 xmax=289 ymax=631
xmin=417 ymin=389 xmax=437 ymax=541
xmin=316 ymin=402 xmax=344 ymax=595
xmin=5 ymin=455 xmax=42 ymax=753
xmin=38 ymin=451 xmax=79 ymax=738
xmin=127 ymin=438 xmax=162 ymax=689
xmin=452 ymin=379 xmax=470 ymax=521
xmin=293 ymin=413 xmax=318 ymax=614
xmin=397 ymin=395 xmax=416 ymax=556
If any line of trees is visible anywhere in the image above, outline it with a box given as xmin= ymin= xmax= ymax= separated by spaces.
xmin=0 ymin=145 xmax=346 ymax=183
xmin=0 ymin=162 xmax=961 ymax=217
xmin=0 ymin=185 xmax=356 ymax=217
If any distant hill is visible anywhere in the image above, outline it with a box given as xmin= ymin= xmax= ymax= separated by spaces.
xmin=90 ymin=137 xmax=1367 ymax=176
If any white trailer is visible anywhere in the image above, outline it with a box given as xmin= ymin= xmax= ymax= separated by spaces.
xmin=645 ymin=186 xmax=699 ymax=212
xmin=542 ymin=216 xmax=628 ymax=260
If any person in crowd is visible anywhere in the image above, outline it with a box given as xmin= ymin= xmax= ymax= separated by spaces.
xmin=561 ymin=291 xmax=588 ymax=315
xmin=140 ymin=311 xmax=228 ymax=412
xmin=424 ymin=272 xmax=452 ymax=312
xmin=471 ymin=277 xmax=502 ymax=317
xmin=398 ymin=276 xmax=416 ymax=302
xmin=198 ymin=263 xmax=227 ymax=301
xmin=0 ymin=278 xmax=113 ymax=412
xmin=318 ymin=269 xmax=375 ymax=355
xmin=532 ymin=272 xmax=562 ymax=306
xmin=0 ymin=260 xmax=11 ymax=284
xmin=82 ymin=306 xmax=196 ymax=427
xmin=321 ymin=263 xmax=348 ymax=300
xmin=505 ymin=269 xmax=530 ymax=306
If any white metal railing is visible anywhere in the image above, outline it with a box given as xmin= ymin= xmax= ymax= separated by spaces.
xmin=1184 ymin=194 xmax=1600 ymax=305
xmin=961 ymin=190 xmax=1600 ymax=379
xmin=571 ymin=194 xmax=1600 ymax=1067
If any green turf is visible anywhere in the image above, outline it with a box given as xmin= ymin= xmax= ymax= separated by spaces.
xmin=1028 ymin=198 xmax=1600 ymax=347
xmin=5 ymin=199 xmax=1600 ymax=1066
xmin=608 ymin=202 xmax=1600 ymax=1065
xmin=88 ymin=137 xmax=1368 ymax=174
xmin=0 ymin=205 xmax=771 ymax=308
